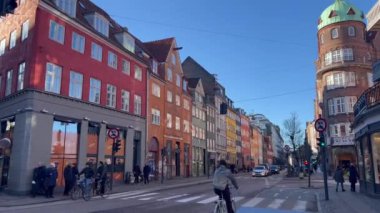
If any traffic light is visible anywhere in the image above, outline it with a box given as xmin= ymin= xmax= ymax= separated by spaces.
xmin=0 ymin=0 xmax=18 ymax=16
xmin=112 ymin=140 xmax=121 ymax=153
xmin=317 ymin=136 xmax=326 ymax=147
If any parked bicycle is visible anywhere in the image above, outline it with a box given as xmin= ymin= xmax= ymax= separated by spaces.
xmin=70 ymin=178 xmax=93 ymax=201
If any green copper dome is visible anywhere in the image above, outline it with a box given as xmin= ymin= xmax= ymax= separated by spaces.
xmin=318 ymin=0 xmax=364 ymax=30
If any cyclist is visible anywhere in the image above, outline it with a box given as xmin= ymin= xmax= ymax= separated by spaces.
xmin=213 ymin=160 xmax=239 ymax=213
xmin=78 ymin=162 xmax=95 ymax=193
xmin=95 ymin=161 xmax=107 ymax=195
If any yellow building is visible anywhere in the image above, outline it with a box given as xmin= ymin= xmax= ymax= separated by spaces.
xmin=226 ymin=108 xmax=237 ymax=165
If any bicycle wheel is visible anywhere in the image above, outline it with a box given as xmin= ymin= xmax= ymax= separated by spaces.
xmin=82 ymin=184 xmax=92 ymax=201
xmin=70 ymin=185 xmax=81 ymax=200
xmin=231 ymin=199 xmax=236 ymax=212
xmin=213 ymin=204 xmax=221 ymax=213
xmin=102 ymin=180 xmax=111 ymax=198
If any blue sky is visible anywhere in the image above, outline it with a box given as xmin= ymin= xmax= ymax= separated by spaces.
xmin=92 ymin=0 xmax=376 ymax=129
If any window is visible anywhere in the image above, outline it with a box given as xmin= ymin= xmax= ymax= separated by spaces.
xmin=348 ymin=26 xmax=355 ymax=37
xmin=175 ymin=117 xmax=180 ymax=130
xmin=69 ymin=71 xmax=83 ymax=99
xmin=167 ymin=90 xmax=172 ymax=102
xmin=89 ymin=78 xmax=101 ymax=104
xmin=329 ymin=123 xmax=352 ymax=137
xmin=320 ymin=34 xmax=324 ymax=44
xmin=331 ymin=28 xmax=339 ymax=39
xmin=166 ymin=113 xmax=172 ymax=128
xmin=328 ymin=99 xmax=335 ymax=116
xmin=0 ymin=39 xmax=5 ymax=56
xmin=17 ymin=62 xmax=25 ymax=91
xmin=325 ymin=48 xmax=353 ymax=66
xmin=134 ymin=65 xmax=142 ymax=81
xmin=171 ymin=53 xmax=176 ymax=64
xmin=72 ymin=32 xmax=85 ymax=53
xmin=176 ymin=74 xmax=181 ymax=87
xmin=134 ymin=95 xmax=142 ymax=115
xmin=55 ymin=0 xmax=77 ymax=17
xmin=348 ymin=96 xmax=357 ymax=113
xmin=184 ymin=99 xmax=190 ymax=110
xmin=93 ymin=14 xmax=109 ymax=37
xmin=91 ymin=42 xmax=102 ymax=61
xmin=183 ymin=120 xmax=190 ymax=133
xmin=343 ymin=48 xmax=353 ymax=61
xmin=10 ymin=30 xmax=16 ymax=49
xmin=152 ymin=83 xmax=160 ymax=97
xmin=5 ymin=70 xmax=13 ymax=96
xmin=328 ymin=96 xmax=357 ymax=115
xmin=121 ymin=90 xmax=130 ymax=111
xmin=326 ymin=72 xmax=355 ymax=90
xmin=49 ymin=20 xmax=65 ymax=44
xmin=21 ymin=20 xmax=29 ymax=41
xmin=45 ymin=63 xmax=62 ymax=94
xmin=167 ymin=68 xmax=172 ymax=81
xmin=175 ymin=95 xmax=181 ymax=106
xmin=332 ymin=49 xmax=342 ymax=62
xmin=335 ymin=97 xmax=345 ymax=113
xmin=325 ymin=52 xmax=332 ymax=65
xmin=106 ymin=84 xmax=116 ymax=108
xmin=108 ymin=51 xmax=117 ymax=69
xmin=122 ymin=59 xmax=130 ymax=75
xmin=152 ymin=108 xmax=160 ymax=125
xmin=152 ymin=60 xmax=158 ymax=74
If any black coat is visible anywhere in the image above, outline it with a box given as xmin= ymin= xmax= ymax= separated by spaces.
xmin=334 ymin=168 xmax=344 ymax=183
xmin=64 ymin=165 xmax=75 ymax=182
xmin=133 ymin=166 xmax=141 ymax=176
xmin=143 ymin=165 xmax=151 ymax=176
xmin=349 ymin=166 xmax=359 ymax=183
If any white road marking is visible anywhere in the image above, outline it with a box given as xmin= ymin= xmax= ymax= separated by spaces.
xmin=157 ymin=194 xmax=189 ymax=201
xmin=197 ymin=196 xmax=219 ymax=204
xmin=139 ymin=197 xmax=155 ymax=201
xmin=121 ymin=192 xmax=159 ymax=200
xmin=267 ymin=199 xmax=285 ymax=209
xmin=293 ymin=200 xmax=307 ymax=211
xmin=242 ymin=197 xmax=264 ymax=207
xmin=107 ymin=190 xmax=147 ymax=199
xmin=177 ymin=195 xmax=205 ymax=203
xmin=274 ymin=193 xmax=279 ymax=197
xmin=265 ymin=178 xmax=270 ymax=186
xmin=233 ymin=196 xmax=245 ymax=202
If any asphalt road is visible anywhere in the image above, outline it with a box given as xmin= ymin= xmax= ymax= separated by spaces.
xmin=2 ymin=172 xmax=319 ymax=213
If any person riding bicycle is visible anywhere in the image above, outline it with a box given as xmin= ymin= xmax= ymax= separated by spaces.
xmin=213 ymin=160 xmax=239 ymax=213
xmin=78 ymin=162 xmax=95 ymax=189
xmin=95 ymin=161 xmax=107 ymax=195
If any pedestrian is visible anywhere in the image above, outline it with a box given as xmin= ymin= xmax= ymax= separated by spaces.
xmin=349 ymin=163 xmax=360 ymax=192
xmin=133 ymin=165 xmax=141 ymax=184
xmin=45 ymin=163 xmax=58 ymax=198
xmin=96 ymin=161 xmax=107 ymax=195
xmin=143 ymin=164 xmax=151 ymax=184
xmin=63 ymin=162 xmax=75 ymax=196
xmin=31 ymin=162 xmax=45 ymax=197
xmin=334 ymin=165 xmax=345 ymax=192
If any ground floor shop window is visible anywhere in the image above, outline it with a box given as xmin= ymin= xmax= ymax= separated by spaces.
xmin=87 ymin=123 xmax=100 ymax=165
xmin=50 ymin=120 xmax=79 ymax=186
xmin=371 ymin=133 xmax=380 ymax=184
xmin=105 ymin=128 xmax=126 ymax=181
xmin=363 ymin=136 xmax=374 ymax=183
xmin=357 ymin=139 xmax=365 ymax=181
xmin=0 ymin=118 xmax=14 ymax=187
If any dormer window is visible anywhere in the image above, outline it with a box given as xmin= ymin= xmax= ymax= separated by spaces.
xmin=152 ymin=60 xmax=158 ymax=74
xmin=329 ymin=10 xmax=338 ymax=18
xmin=347 ymin=8 xmax=356 ymax=15
xmin=55 ymin=0 xmax=77 ymax=17
xmin=85 ymin=13 xmax=109 ymax=37
xmin=115 ymin=32 xmax=135 ymax=53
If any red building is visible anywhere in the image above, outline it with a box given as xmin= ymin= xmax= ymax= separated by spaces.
xmin=240 ymin=114 xmax=251 ymax=169
xmin=0 ymin=0 xmax=148 ymax=193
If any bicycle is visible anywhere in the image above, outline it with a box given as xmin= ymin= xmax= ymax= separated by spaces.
xmin=213 ymin=188 xmax=237 ymax=213
xmin=93 ymin=176 xmax=111 ymax=198
xmin=70 ymin=178 xmax=93 ymax=201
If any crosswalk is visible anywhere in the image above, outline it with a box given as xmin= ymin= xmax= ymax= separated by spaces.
xmin=105 ymin=190 xmax=316 ymax=212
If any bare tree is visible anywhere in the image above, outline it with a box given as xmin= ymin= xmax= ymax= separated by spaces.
xmin=283 ymin=112 xmax=303 ymax=166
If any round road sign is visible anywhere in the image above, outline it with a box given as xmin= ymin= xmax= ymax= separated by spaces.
xmin=315 ymin=118 xmax=327 ymax=132
xmin=284 ymin=145 xmax=290 ymax=152
xmin=108 ymin=128 xmax=119 ymax=139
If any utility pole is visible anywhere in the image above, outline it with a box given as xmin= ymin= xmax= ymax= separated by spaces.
xmin=315 ymin=116 xmax=329 ymax=201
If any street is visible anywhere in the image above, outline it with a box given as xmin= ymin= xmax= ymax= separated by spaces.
xmin=0 ymin=173 xmax=319 ymax=213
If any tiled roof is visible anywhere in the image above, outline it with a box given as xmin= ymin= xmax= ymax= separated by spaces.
xmin=143 ymin=38 xmax=175 ymax=62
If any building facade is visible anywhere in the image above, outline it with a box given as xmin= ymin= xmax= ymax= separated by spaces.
xmin=316 ymin=0 xmax=377 ymax=172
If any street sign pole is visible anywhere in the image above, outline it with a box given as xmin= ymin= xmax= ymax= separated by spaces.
xmin=108 ymin=128 xmax=119 ymax=191
xmin=321 ymin=131 xmax=329 ymax=200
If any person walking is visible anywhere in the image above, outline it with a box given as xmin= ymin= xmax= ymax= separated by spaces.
xmin=133 ymin=165 xmax=141 ymax=184
xmin=143 ymin=164 xmax=151 ymax=184
xmin=45 ymin=163 xmax=58 ymax=198
xmin=96 ymin=161 xmax=107 ymax=195
xmin=349 ymin=163 xmax=360 ymax=192
xmin=63 ymin=162 xmax=75 ymax=196
xmin=31 ymin=162 xmax=46 ymax=197
xmin=334 ymin=166 xmax=345 ymax=192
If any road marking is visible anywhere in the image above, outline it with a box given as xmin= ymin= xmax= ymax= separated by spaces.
xmin=293 ymin=200 xmax=307 ymax=211
xmin=242 ymin=197 xmax=264 ymax=207
xmin=265 ymin=178 xmax=270 ymax=187
xmin=234 ymin=196 xmax=245 ymax=202
xmin=107 ymin=190 xmax=147 ymax=199
xmin=157 ymin=194 xmax=189 ymax=201
xmin=121 ymin=193 xmax=159 ymax=200
xmin=274 ymin=193 xmax=279 ymax=197
xmin=267 ymin=199 xmax=285 ymax=209
xmin=139 ymin=197 xmax=155 ymax=201
xmin=197 ymin=196 xmax=219 ymax=204
xmin=177 ymin=195 xmax=204 ymax=203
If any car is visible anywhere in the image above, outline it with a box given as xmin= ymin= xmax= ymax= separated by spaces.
xmin=252 ymin=166 xmax=269 ymax=177
xmin=270 ymin=165 xmax=280 ymax=174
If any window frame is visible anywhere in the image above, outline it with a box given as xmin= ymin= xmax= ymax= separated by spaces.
xmin=107 ymin=51 xmax=118 ymax=69
xmin=122 ymin=59 xmax=130 ymax=75
xmin=134 ymin=94 xmax=142 ymax=115
xmin=21 ymin=20 xmax=29 ymax=41
xmin=106 ymin=84 xmax=116 ymax=108
xmin=72 ymin=32 xmax=85 ymax=54
xmin=17 ymin=62 xmax=25 ymax=91
xmin=348 ymin=26 xmax=356 ymax=37
xmin=49 ymin=20 xmax=65 ymax=44
xmin=5 ymin=70 xmax=13 ymax=96
xmin=121 ymin=90 xmax=130 ymax=112
xmin=91 ymin=42 xmax=102 ymax=61
xmin=69 ymin=71 xmax=83 ymax=99
xmin=152 ymin=83 xmax=160 ymax=97
xmin=331 ymin=28 xmax=339 ymax=39
xmin=89 ymin=78 xmax=101 ymax=104
xmin=167 ymin=68 xmax=173 ymax=82
xmin=9 ymin=30 xmax=17 ymax=49
xmin=134 ymin=65 xmax=142 ymax=81
xmin=45 ymin=63 xmax=62 ymax=94
xmin=0 ymin=39 xmax=5 ymax=56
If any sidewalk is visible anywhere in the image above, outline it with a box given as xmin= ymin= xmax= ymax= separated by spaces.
xmin=313 ymin=172 xmax=380 ymax=213
xmin=0 ymin=175 xmax=212 ymax=207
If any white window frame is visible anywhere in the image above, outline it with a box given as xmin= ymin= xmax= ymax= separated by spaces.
xmin=184 ymin=99 xmax=190 ymax=110
xmin=320 ymin=34 xmax=324 ymax=44
xmin=325 ymin=52 xmax=332 ymax=66
xmin=134 ymin=94 xmax=142 ymax=115
xmin=171 ymin=53 xmax=176 ymax=64
xmin=152 ymin=83 xmax=160 ymax=97
xmin=55 ymin=0 xmax=77 ymax=17
xmin=175 ymin=95 xmax=181 ymax=106
xmin=5 ymin=70 xmax=13 ymax=96
xmin=348 ymin=26 xmax=355 ymax=37
xmin=93 ymin=13 xmax=109 ymax=37
xmin=328 ymin=99 xmax=335 ymax=115
xmin=89 ymin=78 xmax=101 ymax=104
xmin=167 ymin=90 xmax=173 ymax=102
xmin=152 ymin=60 xmax=158 ymax=74
xmin=0 ymin=39 xmax=5 ymax=56
xmin=108 ymin=51 xmax=117 ymax=69
xmin=151 ymin=108 xmax=160 ymax=125
xmin=175 ymin=116 xmax=180 ymax=130
xmin=49 ymin=20 xmax=65 ymax=44
xmin=10 ymin=30 xmax=16 ymax=49
xmin=72 ymin=32 xmax=85 ymax=54
xmin=91 ymin=42 xmax=102 ymax=61
xmin=335 ymin=97 xmax=346 ymax=114
xmin=331 ymin=28 xmax=339 ymax=39
xmin=176 ymin=74 xmax=181 ymax=87
xmin=45 ymin=63 xmax=62 ymax=94
xmin=166 ymin=113 xmax=172 ymax=128
xmin=134 ymin=65 xmax=142 ymax=81
xmin=69 ymin=71 xmax=83 ymax=99
xmin=21 ymin=20 xmax=29 ymax=41
xmin=167 ymin=68 xmax=172 ymax=82
xmin=106 ymin=84 xmax=116 ymax=108
xmin=122 ymin=59 xmax=130 ymax=75
xmin=121 ymin=90 xmax=130 ymax=112
xmin=183 ymin=120 xmax=190 ymax=133
xmin=17 ymin=62 xmax=25 ymax=91
xmin=343 ymin=48 xmax=353 ymax=61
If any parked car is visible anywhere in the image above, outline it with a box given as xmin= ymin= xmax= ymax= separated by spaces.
xmin=252 ymin=166 xmax=269 ymax=177
xmin=259 ymin=164 xmax=271 ymax=175
xmin=270 ymin=165 xmax=280 ymax=174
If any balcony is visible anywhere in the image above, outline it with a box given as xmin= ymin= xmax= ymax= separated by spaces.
xmin=332 ymin=135 xmax=355 ymax=146
xmin=354 ymin=82 xmax=380 ymax=116
xmin=316 ymin=59 xmax=371 ymax=76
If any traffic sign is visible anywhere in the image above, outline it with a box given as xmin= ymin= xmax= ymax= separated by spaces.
xmin=284 ymin=145 xmax=290 ymax=152
xmin=108 ymin=128 xmax=119 ymax=139
xmin=315 ymin=118 xmax=327 ymax=132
